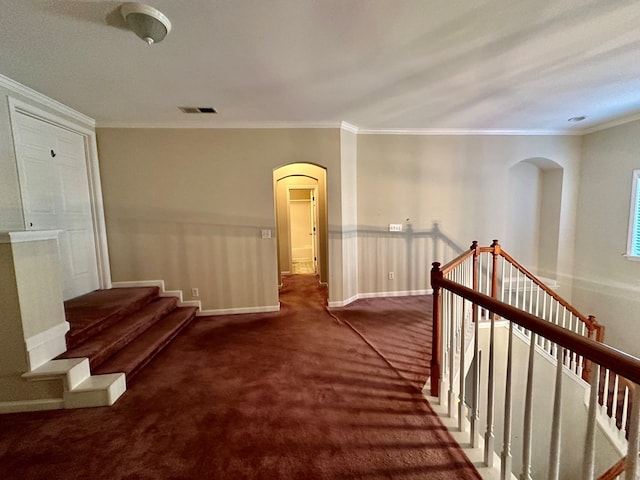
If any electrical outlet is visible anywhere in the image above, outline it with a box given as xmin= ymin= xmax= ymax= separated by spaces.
xmin=389 ymin=224 xmax=403 ymax=232
xmin=261 ymin=229 xmax=272 ymax=239
xmin=191 ymin=288 xmax=199 ymax=297
xmin=388 ymin=272 xmax=394 ymax=280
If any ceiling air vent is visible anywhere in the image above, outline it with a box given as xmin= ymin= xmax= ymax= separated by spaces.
xmin=178 ymin=106 xmax=217 ymax=114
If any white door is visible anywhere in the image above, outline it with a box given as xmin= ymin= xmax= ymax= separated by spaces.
xmin=290 ymin=200 xmax=314 ymax=262
xmin=13 ymin=112 xmax=99 ymax=300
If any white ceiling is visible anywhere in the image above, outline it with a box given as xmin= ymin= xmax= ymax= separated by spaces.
xmin=1 ymin=0 xmax=640 ymax=133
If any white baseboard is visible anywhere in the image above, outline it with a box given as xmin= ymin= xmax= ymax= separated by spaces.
xmin=112 ymin=280 xmax=165 ymax=289
xmin=328 ymin=289 xmax=432 ymax=308
xmin=112 ymin=280 xmax=202 ymax=310
xmin=198 ymin=304 xmax=280 ymax=316
xmin=0 ymin=398 xmax=65 ymax=414
xmin=24 ymin=322 xmax=70 ymax=370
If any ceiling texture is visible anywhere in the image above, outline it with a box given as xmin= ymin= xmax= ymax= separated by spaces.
xmin=1 ymin=0 xmax=640 ymax=133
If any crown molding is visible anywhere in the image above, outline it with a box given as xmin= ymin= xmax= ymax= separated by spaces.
xmin=96 ymin=120 xmax=345 ymax=129
xmin=340 ymin=121 xmax=359 ymax=134
xmin=0 ymin=74 xmax=95 ymax=128
xmin=581 ymin=112 xmax=640 ymax=135
xmin=357 ymin=128 xmax=580 ymax=136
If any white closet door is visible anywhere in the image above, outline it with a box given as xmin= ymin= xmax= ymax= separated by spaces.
xmin=14 ymin=112 xmax=99 ymax=300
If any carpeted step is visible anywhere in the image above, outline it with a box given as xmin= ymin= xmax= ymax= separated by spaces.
xmin=93 ymin=306 xmax=198 ymax=380
xmin=65 ymin=287 xmax=160 ymax=349
xmin=59 ymin=297 xmax=179 ymax=369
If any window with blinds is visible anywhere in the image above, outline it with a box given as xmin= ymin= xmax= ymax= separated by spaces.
xmin=627 ymin=169 xmax=640 ymax=257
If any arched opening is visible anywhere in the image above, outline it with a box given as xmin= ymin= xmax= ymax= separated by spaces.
xmin=506 ymin=157 xmax=563 ymax=279
xmin=273 ymin=163 xmax=328 ymax=287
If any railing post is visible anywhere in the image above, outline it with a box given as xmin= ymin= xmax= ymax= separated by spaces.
xmin=491 ymin=239 xmax=500 ymax=300
xmin=431 ymin=262 xmax=443 ymax=398
xmin=583 ymin=316 xmax=600 ymax=382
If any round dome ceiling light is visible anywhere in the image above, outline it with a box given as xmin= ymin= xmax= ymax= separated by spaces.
xmin=121 ymin=3 xmax=172 ymax=45
xmin=568 ymin=116 xmax=587 ymax=122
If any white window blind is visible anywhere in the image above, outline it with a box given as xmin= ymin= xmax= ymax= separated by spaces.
xmin=627 ymin=169 xmax=640 ymax=257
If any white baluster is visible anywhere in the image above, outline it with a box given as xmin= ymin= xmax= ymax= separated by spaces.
xmin=484 ymin=315 xmax=496 ymax=467
xmin=459 ymin=294 xmax=466 ymax=432
xmin=500 ymin=321 xmax=514 ymax=480
xmin=519 ymin=333 xmax=536 ymax=480
xmin=602 ymin=369 xmax=610 ymax=416
xmin=471 ymin=281 xmax=481 ymax=447
xmin=548 ymin=346 xmax=564 ymax=480
xmin=448 ymin=292 xmax=456 ymax=418
xmin=611 ymin=375 xmax=620 ymax=430
xmin=583 ymin=364 xmax=600 ymax=480
xmin=621 ymin=386 xmax=630 ymax=442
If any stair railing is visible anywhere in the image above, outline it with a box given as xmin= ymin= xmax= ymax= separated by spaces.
xmin=430 ymin=240 xmax=640 ymax=480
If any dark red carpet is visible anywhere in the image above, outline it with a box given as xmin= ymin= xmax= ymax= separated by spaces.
xmin=0 ymin=275 xmax=479 ymax=480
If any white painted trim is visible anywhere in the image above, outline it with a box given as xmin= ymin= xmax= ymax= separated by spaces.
xmin=340 ymin=121 xmax=359 ymax=134
xmin=582 ymin=112 xmax=640 ymax=135
xmin=96 ymin=121 xmax=345 ymax=129
xmin=24 ymin=322 xmax=70 ymax=370
xmin=357 ymin=128 xmax=580 ymax=136
xmin=112 ymin=280 xmax=202 ymax=310
xmin=328 ymin=294 xmax=359 ymax=308
xmin=0 ymin=230 xmax=61 ymax=243
xmin=112 ymin=280 xmax=165 ymax=289
xmin=0 ymin=74 xmax=95 ymax=127
xmin=6 ymin=96 xmax=112 ymax=291
xmin=571 ymin=273 xmax=640 ymax=299
xmin=198 ymin=304 xmax=280 ymax=316
xmin=0 ymin=398 xmax=65 ymax=414
xmin=328 ymin=288 xmax=432 ymax=308
xmin=357 ymin=288 xmax=432 ymax=299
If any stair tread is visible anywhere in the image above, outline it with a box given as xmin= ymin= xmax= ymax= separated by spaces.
xmin=65 ymin=287 xmax=159 ymax=347
xmin=59 ymin=297 xmax=179 ymax=368
xmin=93 ymin=307 xmax=198 ymax=379
xmin=73 ymin=373 xmax=124 ymax=392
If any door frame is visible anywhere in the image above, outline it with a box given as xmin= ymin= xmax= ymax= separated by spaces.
xmin=8 ymin=96 xmax=112 ymax=290
xmin=286 ymin=186 xmax=318 ymax=273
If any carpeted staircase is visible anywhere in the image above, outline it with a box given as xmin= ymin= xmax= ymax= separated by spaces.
xmin=22 ymin=286 xmax=199 ymax=410
xmin=59 ymin=287 xmax=198 ymax=380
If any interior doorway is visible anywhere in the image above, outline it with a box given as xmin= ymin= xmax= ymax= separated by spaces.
xmin=288 ymin=187 xmax=318 ymax=274
xmin=273 ymin=163 xmax=328 ymax=287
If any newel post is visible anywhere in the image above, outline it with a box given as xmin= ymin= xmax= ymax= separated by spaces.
xmin=471 ymin=241 xmax=479 ymax=322
xmin=582 ymin=315 xmax=600 ymax=382
xmin=490 ymin=239 xmax=501 ymax=300
xmin=431 ymin=262 xmax=443 ymax=397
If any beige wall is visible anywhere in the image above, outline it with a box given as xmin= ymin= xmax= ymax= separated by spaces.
xmin=338 ymin=129 xmax=358 ymax=303
xmin=573 ymin=119 xmax=640 ymax=356
xmin=97 ymin=128 xmax=342 ymax=311
xmin=355 ymin=134 xmax=583 ymax=297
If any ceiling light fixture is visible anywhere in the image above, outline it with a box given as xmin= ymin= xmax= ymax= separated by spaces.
xmin=568 ymin=116 xmax=587 ymax=122
xmin=121 ymin=2 xmax=172 ymax=45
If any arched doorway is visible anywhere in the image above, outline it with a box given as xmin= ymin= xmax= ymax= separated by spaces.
xmin=273 ymin=163 xmax=328 ymax=287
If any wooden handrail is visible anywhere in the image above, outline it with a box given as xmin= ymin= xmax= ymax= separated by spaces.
xmin=439 ymin=243 xmax=475 ymax=275
xmin=597 ymin=455 xmax=626 ymax=480
xmin=597 ymin=451 xmax=640 ymax=480
xmin=432 ymin=276 xmax=640 ymax=385
xmin=499 ymin=249 xmax=604 ymax=339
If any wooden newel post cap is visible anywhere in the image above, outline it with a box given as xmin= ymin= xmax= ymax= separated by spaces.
xmin=431 ymin=262 xmax=441 ymax=272
xmin=491 ymin=239 xmax=500 ymax=247
xmin=470 ymin=240 xmax=478 ymax=250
